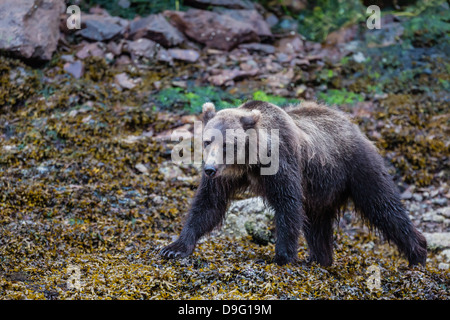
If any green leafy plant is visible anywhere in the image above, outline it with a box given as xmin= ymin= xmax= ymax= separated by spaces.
xmin=296 ymin=0 xmax=365 ymax=42
xmin=318 ymin=89 xmax=364 ymax=105
xmin=400 ymin=1 xmax=450 ymax=47
xmin=155 ymin=86 xmax=241 ymax=113
xmin=155 ymin=87 xmax=299 ymax=113
xmin=252 ymin=90 xmax=298 ymax=106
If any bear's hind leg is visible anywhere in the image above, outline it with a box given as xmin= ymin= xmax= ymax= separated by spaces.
xmin=350 ymin=145 xmax=427 ymax=266
xmin=303 ymin=213 xmax=334 ymax=267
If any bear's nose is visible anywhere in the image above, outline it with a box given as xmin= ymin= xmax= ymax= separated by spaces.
xmin=204 ymin=165 xmax=217 ymax=177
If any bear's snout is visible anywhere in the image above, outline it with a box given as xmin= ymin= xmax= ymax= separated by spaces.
xmin=204 ymin=165 xmax=217 ymax=177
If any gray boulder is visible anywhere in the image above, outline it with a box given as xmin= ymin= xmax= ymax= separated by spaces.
xmin=124 ymin=38 xmax=158 ymax=59
xmin=424 ymin=232 xmax=450 ymax=250
xmin=129 ymin=14 xmax=185 ymax=47
xmin=79 ymin=13 xmax=128 ymax=41
xmin=0 ymin=0 xmax=64 ymax=61
xmin=221 ymin=197 xmax=274 ymax=244
xmin=165 ymin=8 xmax=271 ymax=51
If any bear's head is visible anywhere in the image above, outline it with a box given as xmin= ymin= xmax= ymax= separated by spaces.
xmin=201 ymin=102 xmax=261 ymax=178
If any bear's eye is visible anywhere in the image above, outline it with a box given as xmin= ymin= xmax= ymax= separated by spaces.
xmin=204 ymin=140 xmax=212 ymax=148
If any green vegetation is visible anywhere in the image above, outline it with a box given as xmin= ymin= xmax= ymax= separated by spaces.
xmin=252 ymin=90 xmax=298 ymax=106
xmin=400 ymin=2 xmax=450 ymax=47
xmin=155 ymin=86 xmax=298 ymax=113
xmin=296 ymin=0 xmax=365 ymax=42
xmin=155 ymin=86 xmax=241 ymax=113
xmin=317 ymin=89 xmax=363 ymax=105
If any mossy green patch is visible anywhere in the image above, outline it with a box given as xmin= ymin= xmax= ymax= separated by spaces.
xmin=317 ymin=89 xmax=364 ymax=105
xmin=154 ymin=86 xmax=299 ymax=113
xmin=399 ymin=1 xmax=450 ymax=47
xmin=252 ymin=90 xmax=299 ymax=106
xmin=295 ymin=0 xmax=365 ymax=42
xmin=155 ymin=86 xmax=241 ymax=113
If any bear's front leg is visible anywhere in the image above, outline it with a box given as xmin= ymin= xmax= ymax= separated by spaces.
xmin=261 ymin=170 xmax=305 ymax=265
xmin=272 ymin=199 xmax=305 ymax=265
xmin=160 ymin=176 xmax=233 ymax=259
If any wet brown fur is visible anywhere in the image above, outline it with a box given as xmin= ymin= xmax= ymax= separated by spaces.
xmin=160 ymin=100 xmax=427 ymax=267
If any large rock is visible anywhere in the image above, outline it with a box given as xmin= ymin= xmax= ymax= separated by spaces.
xmin=221 ymin=197 xmax=274 ymax=240
xmin=79 ymin=13 xmax=128 ymax=41
xmin=165 ymin=8 xmax=271 ymax=51
xmin=217 ymin=9 xmax=272 ymax=39
xmin=207 ymin=67 xmax=258 ymax=86
xmin=424 ymin=232 xmax=450 ymax=250
xmin=0 ymin=0 xmax=64 ymax=61
xmin=129 ymin=13 xmax=185 ymax=47
xmin=124 ymin=38 xmax=158 ymax=59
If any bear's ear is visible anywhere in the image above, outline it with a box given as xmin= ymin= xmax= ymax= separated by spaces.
xmin=240 ymin=109 xmax=261 ymax=130
xmin=202 ymin=102 xmax=216 ymax=123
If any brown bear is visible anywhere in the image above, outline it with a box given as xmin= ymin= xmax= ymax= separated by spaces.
xmin=160 ymin=100 xmax=427 ymax=267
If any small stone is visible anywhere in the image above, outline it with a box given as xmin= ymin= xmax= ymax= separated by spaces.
xmin=438 ymin=263 xmax=449 ymax=270
xmin=126 ymin=38 xmax=158 ymax=59
xmin=239 ymin=43 xmax=275 ymax=54
xmin=63 ymin=61 xmax=84 ymax=79
xmin=276 ymin=36 xmax=304 ymax=55
xmin=115 ymin=55 xmax=132 ymax=66
xmin=135 ymin=163 xmax=149 ymax=175
xmin=424 ymin=232 xmax=450 ymax=250
xmin=440 ymin=249 xmax=450 ymax=261
xmin=115 ymin=73 xmax=137 ymax=90
xmin=432 ymin=215 xmax=446 ymax=223
xmin=353 ymin=52 xmax=366 ymax=63
xmin=422 ymin=212 xmax=434 ymax=222
xmin=82 ymin=115 xmax=92 ymax=123
xmin=409 ymin=203 xmax=421 ymax=213
xmin=61 ymin=54 xmax=75 ymax=63
xmin=159 ymin=162 xmax=185 ymax=181
xmin=244 ymin=221 xmax=272 ymax=245
xmin=412 ymin=193 xmax=423 ymax=202
xmin=79 ymin=14 xmax=128 ymax=41
xmin=437 ymin=207 xmax=450 ymax=218
xmin=401 ymin=189 xmax=413 ymax=200
xmin=118 ymin=0 xmax=130 ymax=8
xmin=432 ymin=198 xmax=448 ymax=206
xmin=430 ymin=189 xmax=440 ymax=198
xmin=76 ymin=42 xmax=105 ymax=60
xmin=168 ymin=48 xmax=200 ymax=63
xmin=37 ymin=165 xmax=49 ymax=175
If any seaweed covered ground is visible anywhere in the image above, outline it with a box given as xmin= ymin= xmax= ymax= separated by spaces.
xmin=0 ymin=1 xmax=449 ymax=299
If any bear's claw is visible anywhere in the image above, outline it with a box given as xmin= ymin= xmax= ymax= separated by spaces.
xmin=159 ymin=241 xmax=193 ymax=259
